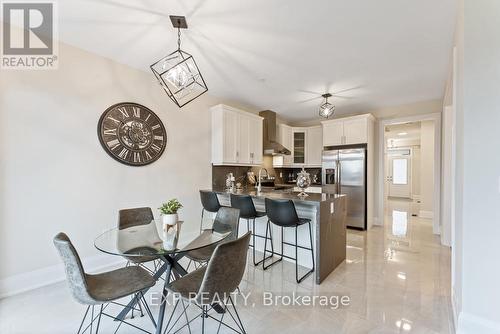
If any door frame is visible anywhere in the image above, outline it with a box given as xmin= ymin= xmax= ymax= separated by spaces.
xmin=376 ymin=112 xmax=442 ymax=235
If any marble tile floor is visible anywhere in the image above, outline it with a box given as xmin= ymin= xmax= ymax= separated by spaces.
xmin=0 ymin=199 xmax=453 ymax=333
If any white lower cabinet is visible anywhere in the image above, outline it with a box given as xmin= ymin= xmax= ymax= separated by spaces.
xmin=211 ymin=104 xmax=263 ymax=166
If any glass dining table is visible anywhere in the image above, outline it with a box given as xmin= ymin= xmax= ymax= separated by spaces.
xmin=94 ymin=220 xmax=231 ymax=334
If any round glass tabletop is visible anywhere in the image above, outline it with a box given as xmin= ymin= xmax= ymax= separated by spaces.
xmin=94 ymin=220 xmax=231 ymax=257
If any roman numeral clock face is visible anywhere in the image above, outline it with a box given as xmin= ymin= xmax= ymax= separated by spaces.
xmin=98 ymin=103 xmax=167 ymax=166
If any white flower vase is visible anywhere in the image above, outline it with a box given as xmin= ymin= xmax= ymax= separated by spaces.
xmin=162 ymin=214 xmax=180 ymax=250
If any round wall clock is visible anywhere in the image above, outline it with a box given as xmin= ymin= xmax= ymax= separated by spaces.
xmin=97 ymin=102 xmax=167 ymax=166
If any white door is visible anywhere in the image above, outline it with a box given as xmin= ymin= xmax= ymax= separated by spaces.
xmin=306 ymin=126 xmax=322 ymax=166
xmin=249 ymin=118 xmax=263 ymax=164
xmin=343 ymin=118 xmax=367 ymax=144
xmin=387 ymin=156 xmax=411 ymax=198
xmin=223 ymin=110 xmax=238 ymax=163
xmin=322 ymin=121 xmax=344 ymax=146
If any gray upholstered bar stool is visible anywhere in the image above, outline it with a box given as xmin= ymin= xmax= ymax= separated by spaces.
xmin=163 ymin=232 xmax=251 ymax=334
xmin=185 ymin=207 xmax=240 ymax=268
xmin=230 ymin=193 xmax=274 ymax=266
xmin=262 ymin=198 xmax=315 ymax=283
xmin=199 ymin=190 xmax=222 ymax=233
xmin=53 ymin=233 xmax=157 ymax=334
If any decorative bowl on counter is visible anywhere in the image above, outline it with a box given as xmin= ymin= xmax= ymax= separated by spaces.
xmin=296 ymin=168 xmax=311 ymax=197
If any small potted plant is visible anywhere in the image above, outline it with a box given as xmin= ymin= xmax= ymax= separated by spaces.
xmin=159 ymin=199 xmax=183 ymax=226
xmin=159 ymin=199 xmax=183 ymax=249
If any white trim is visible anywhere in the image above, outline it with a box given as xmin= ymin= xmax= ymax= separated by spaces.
xmin=0 ymin=254 xmax=125 ymax=299
xmin=457 ymin=312 xmax=500 ymax=334
xmin=419 ymin=210 xmax=434 ymax=219
xmin=412 ymin=194 xmax=421 ymax=201
xmin=377 ymin=112 xmax=442 ymax=236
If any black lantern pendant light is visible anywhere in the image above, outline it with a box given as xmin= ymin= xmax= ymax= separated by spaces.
xmin=150 ymin=16 xmax=208 ymax=108
xmin=319 ymin=93 xmax=335 ymax=118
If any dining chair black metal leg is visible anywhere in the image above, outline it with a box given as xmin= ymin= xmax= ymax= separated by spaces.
xmin=181 ymin=299 xmax=192 ymax=334
xmin=95 ymin=305 xmax=103 ymax=334
xmin=163 ymin=298 xmax=179 ymax=334
xmin=76 ymin=306 xmax=90 ymax=334
xmin=216 ymin=302 xmax=228 ymax=334
xmin=229 ymin=295 xmax=246 ymax=334
xmin=139 ymin=292 xmax=157 ymax=328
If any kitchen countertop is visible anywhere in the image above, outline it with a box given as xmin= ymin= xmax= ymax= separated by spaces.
xmin=210 ymin=186 xmax=344 ymax=203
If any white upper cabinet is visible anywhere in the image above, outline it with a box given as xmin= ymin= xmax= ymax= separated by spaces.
xmin=343 ymin=118 xmax=369 ymax=144
xmin=322 ymin=121 xmax=344 ymax=146
xmin=306 ymin=126 xmax=323 ymax=166
xmin=274 ymin=124 xmax=322 ymax=167
xmin=321 ymin=114 xmax=375 ymax=146
xmin=248 ymin=117 xmax=263 ymax=165
xmin=211 ymin=104 xmax=263 ymax=166
xmin=279 ymin=124 xmax=293 ymax=166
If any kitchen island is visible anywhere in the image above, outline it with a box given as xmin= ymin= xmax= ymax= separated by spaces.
xmin=209 ymin=187 xmax=347 ymax=284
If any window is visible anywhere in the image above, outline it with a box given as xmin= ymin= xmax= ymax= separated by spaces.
xmin=392 ymin=158 xmax=408 ymax=185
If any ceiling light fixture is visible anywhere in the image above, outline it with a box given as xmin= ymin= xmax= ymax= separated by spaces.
xmin=398 ymin=132 xmax=408 ymax=136
xmin=150 ymin=16 xmax=208 ymax=108
xmin=319 ymin=93 xmax=335 ymax=118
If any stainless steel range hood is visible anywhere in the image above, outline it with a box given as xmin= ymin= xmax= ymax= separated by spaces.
xmin=259 ymin=110 xmax=291 ymax=156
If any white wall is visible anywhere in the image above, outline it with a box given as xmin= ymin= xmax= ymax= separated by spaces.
xmin=419 ymin=121 xmax=435 ymax=218
xmin=453 ymin=0 xmax=500 ymax=332
xmin=0 ymin=40 xmax=252 ymax=296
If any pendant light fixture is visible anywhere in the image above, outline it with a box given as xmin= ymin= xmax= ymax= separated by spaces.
xmin=319 ymin=93 xmax=335 ymax=118
xmin=150 ymin=16 xmax=208 ymax=108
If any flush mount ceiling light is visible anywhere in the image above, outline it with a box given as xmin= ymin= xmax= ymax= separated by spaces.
xmin=319 ymin=93 xmax=335 ymax=118
xmin=150 ymin=16 xmax=208 ymax=108
xmin=398 ymin=132 xmax=408 ymax=136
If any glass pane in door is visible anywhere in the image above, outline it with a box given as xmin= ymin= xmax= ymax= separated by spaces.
xmin=293 ymin=132 xmax=305 ymax=163
xmin=392 ymin=158 xmax=408 ymax=185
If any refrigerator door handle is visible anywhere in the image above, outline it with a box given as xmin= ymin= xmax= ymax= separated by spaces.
xmin=336 ymin=160 xmax=341 ymax=194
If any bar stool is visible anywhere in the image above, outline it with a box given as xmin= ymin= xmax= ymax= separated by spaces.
xmin=262 ymin=198 xmax=315 ymax=283
xmin=230 ymin=194 xmax=274 ymax=266
xmin=199 ymin=190 xmax=222 ymax=233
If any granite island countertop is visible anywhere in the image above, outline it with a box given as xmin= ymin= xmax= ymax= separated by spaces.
xmin=209 ymin=186 xmax=345 ymax=204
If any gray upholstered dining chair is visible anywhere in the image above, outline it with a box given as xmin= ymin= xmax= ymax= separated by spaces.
xmin=53 ymin=233 xmax=157 ymax=334
xmin=118 ymin=207 xmax=161 ymax=267
xmin=185 ymin=207 xmax=240 ymax=269
xmin=163 ymin=232 xmax=251 ymax=334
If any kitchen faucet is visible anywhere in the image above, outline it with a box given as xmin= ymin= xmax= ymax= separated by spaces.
xmin=257 ymin=168 xmax=268 ymax=193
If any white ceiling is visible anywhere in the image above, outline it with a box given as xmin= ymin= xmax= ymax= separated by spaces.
xmin=58 ymin=0 xmax=457 ymax=122
xmin=385 ymin=122 xmax=421 ymax=140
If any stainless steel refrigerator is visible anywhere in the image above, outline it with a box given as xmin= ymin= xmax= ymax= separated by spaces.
xmin=322 ymin=145 xmax=367 ymax=230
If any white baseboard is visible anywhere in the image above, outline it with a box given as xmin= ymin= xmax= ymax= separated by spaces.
xmin=373 ymin=216 xmax=383 ymax=226
xmin=419 ymin=210 xmax=434 ymax=219
xmin=457 ymin=312 xmax=500 ymax=334
xmin=0 ymin=254 xmax=125 ymax=299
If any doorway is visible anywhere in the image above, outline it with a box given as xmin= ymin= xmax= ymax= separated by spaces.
xmin=377 ymin=113 xmax=442 ymax=235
